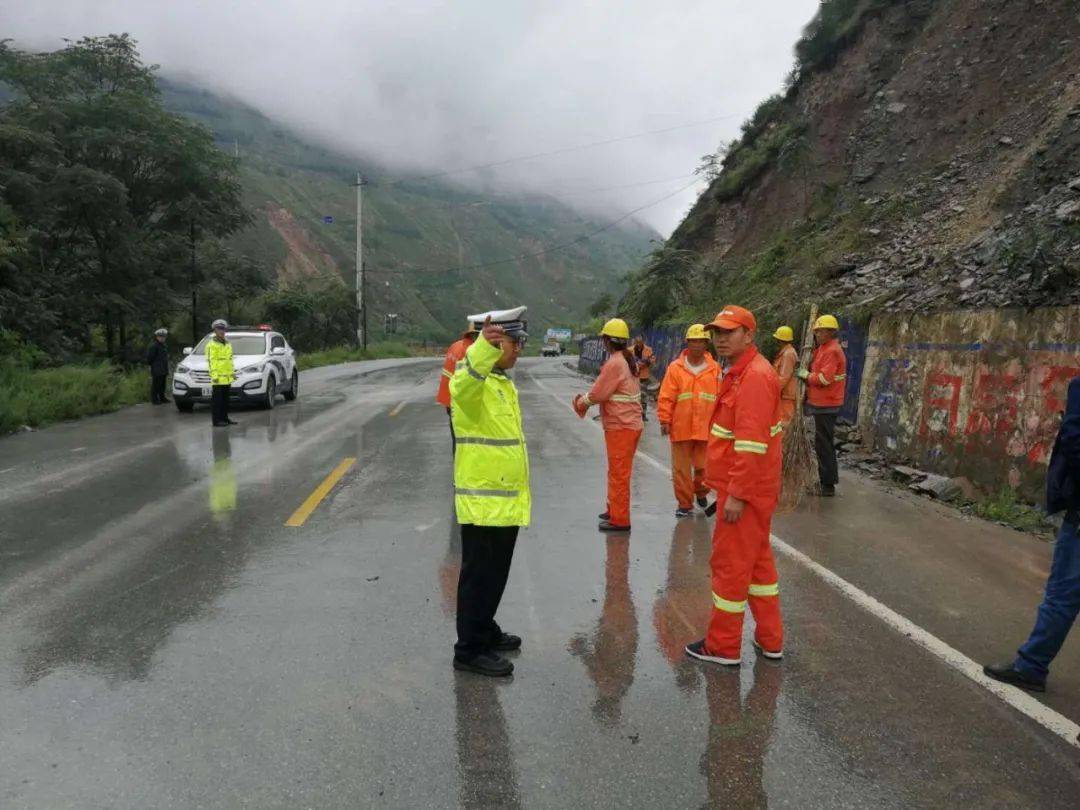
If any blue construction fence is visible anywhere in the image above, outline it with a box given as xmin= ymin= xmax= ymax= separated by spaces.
xmin=578 ymin=319 xmax=866 ymax=424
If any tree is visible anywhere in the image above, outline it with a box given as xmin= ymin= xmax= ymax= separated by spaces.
xmin=0 ymin=34 xmax=249 ymax=360
xmin=588 ymin=292 xmax=614 ymax=318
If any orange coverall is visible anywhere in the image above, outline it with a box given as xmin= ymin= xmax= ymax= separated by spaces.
xmin=436 ymin=334 xmax=475 ymax=408
xmin=805 ymin=338 xmax=847 ymax=408
xmin=703 ymin=345 xmax=784 ymax=660
xmin=584 ymin=353 xmax=643 ymax=526
xmin=657 ymin=350 xmax=720 ymax=509
xmin=772 ymin=343 xmax=798 ymax=429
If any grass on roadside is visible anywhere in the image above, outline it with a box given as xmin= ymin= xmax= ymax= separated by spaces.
xmin=970 ymin=488 xmax=1054 ymax=535
xmin=295 ymin=342 xmax=414 ymax=371
xmin=0 ymin=361 xmax=147 ymax=434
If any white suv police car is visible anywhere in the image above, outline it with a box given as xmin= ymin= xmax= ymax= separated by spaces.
xmin=172 ymin=325 xmax=299 ymax=412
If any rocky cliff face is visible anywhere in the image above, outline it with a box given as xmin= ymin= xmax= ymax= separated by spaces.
xmin=638 ymin=0 xmax=1080 ymax=324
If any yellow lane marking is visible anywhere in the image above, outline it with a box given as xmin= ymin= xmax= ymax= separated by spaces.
xmin=389 ymin=400 xmax=407 ymax=417
xmin=285 ymin=457 xmax=357 ymax=527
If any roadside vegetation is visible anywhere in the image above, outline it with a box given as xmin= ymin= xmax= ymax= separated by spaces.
xmin=969 ymin=488 xmax=1056 ymax=536
xmin=295 ymin=342 xmax=415 ymax=371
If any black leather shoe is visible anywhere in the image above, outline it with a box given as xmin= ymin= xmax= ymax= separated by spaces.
xmin=598 ymin=511 xmax=610 ymax=521
xmin=598 ymin=520 xmax=631 ymax=532
xmin=454 ymin=652 xmax=514 ymax=677
xmin=983 ymin=661 xmax=1045 ymax=692
xmin=696 ymin=495 xmax=708 ymax=508
xmin=491 ymin=632 xmax=522 ymax=652
xmin=703 ymin=501 xmax=717 ymax=517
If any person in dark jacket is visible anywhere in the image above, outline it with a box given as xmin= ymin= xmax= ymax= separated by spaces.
xmin=984 ymin=376 xmax=1080 ymax=691
xmin=146 ymin=328 xmax=170 ymax=404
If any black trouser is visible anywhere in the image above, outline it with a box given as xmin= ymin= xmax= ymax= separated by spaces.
xmin=640 ymin=390 xmax=648 ymax=420
xmin=814 ymin=412 xmax=839 ymax=487
xmin=211 ymin=384 xmax=231 ymax=424
xmin=447 ymin=407 xmax=456 ymax=455
xmin=150 ymin=375 xmax=168 ymax=404
xmin=455 ymin=524 xmax=518 ymax=659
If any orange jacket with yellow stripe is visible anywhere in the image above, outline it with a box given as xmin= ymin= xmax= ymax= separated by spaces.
xmin=656 ymin=350 xmax=720 ymax=443
xmin=806 ymin=338 xmax=847 ymax=409
xmin=705 ymin=346 xmax=782 ymax=502
xmin=435 ymin=335 xmax=474 ymax=407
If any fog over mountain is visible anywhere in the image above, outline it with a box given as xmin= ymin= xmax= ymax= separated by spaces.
xmin=3 ymin=1 xmax=819 ymax=233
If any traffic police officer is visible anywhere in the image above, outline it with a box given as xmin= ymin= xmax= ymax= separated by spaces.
xmin=207 ymin=318 xmax=237 ymax=427
xmin=450 ymin=306 xmax=530 ymax=677
xmin=146 ymin=328 xmax=171 ymax=404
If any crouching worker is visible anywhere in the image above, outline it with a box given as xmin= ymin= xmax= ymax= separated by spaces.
xmin=450 ymin=306 xmax=531 ymax=677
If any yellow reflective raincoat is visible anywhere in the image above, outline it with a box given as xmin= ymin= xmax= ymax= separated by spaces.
xmin=449 ymin=335 xmax=530 ymax=527
xmin=206 ymin=338 xmax=235 ymax=385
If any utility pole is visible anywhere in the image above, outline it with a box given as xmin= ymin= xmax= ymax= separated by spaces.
xmin=190 ymin=219 xmax=198 ymax=345
xmin=354 ymin=173 xmax=368 ymax=350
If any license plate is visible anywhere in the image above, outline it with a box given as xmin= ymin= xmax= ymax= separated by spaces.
xmin=201 ymin=387 xmax=211 ymax=397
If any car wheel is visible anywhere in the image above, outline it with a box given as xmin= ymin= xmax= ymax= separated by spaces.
xmin=175 ymin=400 xmax=194 ymax=413
xmin=283 ymin=369 xmax=298 ymax=401
xmin=262 ymin=376 xmax=277 ymax=410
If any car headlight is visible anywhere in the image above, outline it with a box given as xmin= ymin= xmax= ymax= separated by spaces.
xmin=240 ymin=364 xmax=264 ymax=374
xmin=177 ymin=365 xmax=189 ymax=374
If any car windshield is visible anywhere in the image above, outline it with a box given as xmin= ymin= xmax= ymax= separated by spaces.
xmin=192 ymin=334 xmax=267 ymax=355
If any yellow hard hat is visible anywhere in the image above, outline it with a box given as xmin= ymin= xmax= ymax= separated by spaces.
xmin=685 ymin=324 xmax=709 ymax=340
xmin=600 ymin=318 xmax=630 ymax=340
xmin=772 ymin=325 xmax=794 ymax=342
xmin=813 ymin=314 xmax=840 ymax=331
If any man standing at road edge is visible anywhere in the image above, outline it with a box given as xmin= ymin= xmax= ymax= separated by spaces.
xmin=632 ymin=334 xmax=655 ymax=422
xmin=686 ymin=305 xmax=784 ymax=666
xmin=207 ymin=319 xmax=237 ymax=428
xmin=771 ymin=326 xmax=798 ymax=431
xmin=797 ymin=315 xmax=846 ymax=496
xmin=146 ymin=328 xmax=171 ymax=405
xmin=984 ymin=376 xmax=1080 ymax=692
xmin=450 ymin=306 xmax=531 ymax=677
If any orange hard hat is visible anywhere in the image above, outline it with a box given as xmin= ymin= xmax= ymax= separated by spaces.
xmin=706 ymin=305 xmax=757 ymax=332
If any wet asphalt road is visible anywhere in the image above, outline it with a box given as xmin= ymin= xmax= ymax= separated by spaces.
xmin=1 ymin=357 xmax=1079 ymax=808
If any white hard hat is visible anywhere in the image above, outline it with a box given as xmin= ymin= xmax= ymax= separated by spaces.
xmin=211 ymin=319 xmax=228 ymax=330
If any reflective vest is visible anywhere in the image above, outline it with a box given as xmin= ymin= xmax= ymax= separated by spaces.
xmin=656 ymin=350 xmax=720 ymax=442
xmin=206 ymin=338 xmax=234 ymax=385
xmin=806 ymin=338 xmax=847 ymax=408
xmin=705 ymin=346 xmax=782 ymax=501
xmin=436 ymin=334 xmax=474 ymax=408
xmin=450 ymin=336 xmax=531 ymax=527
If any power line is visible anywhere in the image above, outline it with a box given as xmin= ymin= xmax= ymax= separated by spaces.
xmin=379 ymin=114 xmax=735 ymax=187
xmin=379 ymin=177 xmax=701 ymax=277
xmin=442 ymin=172 xmax=698 ymax=208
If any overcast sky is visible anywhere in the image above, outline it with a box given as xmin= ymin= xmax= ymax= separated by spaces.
xmin=3 ymin=1 xmax=820 ymax=234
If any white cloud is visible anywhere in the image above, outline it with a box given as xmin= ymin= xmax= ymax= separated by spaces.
xmin=2 ymin=0 xmax=820 ymax=233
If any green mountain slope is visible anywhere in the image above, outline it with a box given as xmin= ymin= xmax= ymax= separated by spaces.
xmin=161 ymin=81 xmax=656 ymax=341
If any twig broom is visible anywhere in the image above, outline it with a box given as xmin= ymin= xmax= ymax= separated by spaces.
xmin=778 ymin=304 xmax=819 ymax=512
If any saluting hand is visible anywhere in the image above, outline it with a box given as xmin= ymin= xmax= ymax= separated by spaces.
xmin=481 ymin=315 xmax=505 ymax=347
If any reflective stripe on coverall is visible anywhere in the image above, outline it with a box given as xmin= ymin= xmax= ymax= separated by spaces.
xmin=703 ymin=345 xmax=783 ymax=659
xmin=657 ymin=350 xmax=719 ymax=508
xmin=449 ymin=336 xmax=531 ymax=527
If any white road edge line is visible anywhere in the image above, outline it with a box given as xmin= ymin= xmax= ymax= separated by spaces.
xmin=527 ymin=370 xmax=1080 ymax=750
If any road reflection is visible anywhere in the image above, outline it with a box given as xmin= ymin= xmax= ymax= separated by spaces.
xmin=653 ymin=518 xmax=713 ymax=692
xmin=700 ymin=659 xmax=781 ymax=808
xmin=453 ymin=674 xmax=522 ymax=809
xmin=208 ymin=430 xmax=237 ymax=519
xmin=568 ymin=535 xmax=638 ymax=725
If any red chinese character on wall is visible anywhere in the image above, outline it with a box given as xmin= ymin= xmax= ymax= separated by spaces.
xmin=919 ymin=371 xmax=963 ymax=437
xmin=964 ymin=371 xmax=1020 ymax=438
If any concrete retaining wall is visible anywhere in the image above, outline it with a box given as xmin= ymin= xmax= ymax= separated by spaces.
xmin=858 ymin=306 xmax=1080 ymax=500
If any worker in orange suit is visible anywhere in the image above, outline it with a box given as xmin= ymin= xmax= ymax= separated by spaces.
xmin=771 ymin=325 xmax=798 ymax=431
xmin=436 ymin=319 xmax=479 ymax=452
xmin=796 ymin=314 xmax=847 ymax=496
xmin=632 ymin=335 xmax=655 ymax=422
xmin=657 ymin=324 xmax=719 ymax=518
xmin=685 ymin=305 xmax=784 ymax=666
xmin=574 ymin=318 xmax=643 ymax=533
